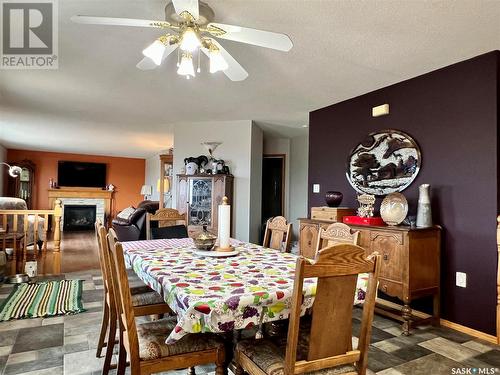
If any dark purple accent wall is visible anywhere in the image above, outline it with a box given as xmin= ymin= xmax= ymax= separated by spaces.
xmin=308 ymin=51 xmax=499 ymax=334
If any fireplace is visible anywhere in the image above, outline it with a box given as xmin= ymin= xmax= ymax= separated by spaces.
xmin=63 ymin=205 xmax=97 ymax=231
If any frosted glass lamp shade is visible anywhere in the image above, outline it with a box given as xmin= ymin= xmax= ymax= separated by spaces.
xmin=142 ymin=40 xmax=166 ymax=66
xmin=140 ymin=185 xmax=152 ymax=196
xmin=209 ymin=49 xmax=228 ymax=73
xmin=180 ymin=28 xmax=201 ymax=52
xmin=177 ymin=53 xmax=195 ymax=78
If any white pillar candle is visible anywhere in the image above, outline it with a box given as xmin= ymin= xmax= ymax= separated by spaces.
xmin=218 ymin=196 xmax=231 ymax=250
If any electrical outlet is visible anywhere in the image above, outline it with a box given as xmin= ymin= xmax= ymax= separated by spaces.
xmin=313 ymin=184 xmax=320 ymax=193
xmin=456 ymin=272 xmax=467 ymax=288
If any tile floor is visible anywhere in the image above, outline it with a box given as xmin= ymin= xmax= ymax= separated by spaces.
xmin=0 ymin=270 xmax=499 ymax=375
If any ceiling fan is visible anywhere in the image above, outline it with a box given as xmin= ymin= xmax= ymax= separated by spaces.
xmin=71 ymin=0 xmax=293 ymax=81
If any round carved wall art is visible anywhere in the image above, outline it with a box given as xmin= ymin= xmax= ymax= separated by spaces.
xmin=346 ymin=130 xmax=421 ymax=196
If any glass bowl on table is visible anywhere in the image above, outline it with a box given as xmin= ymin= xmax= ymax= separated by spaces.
xmin=193 ymin=225 xmax=217 ymax=251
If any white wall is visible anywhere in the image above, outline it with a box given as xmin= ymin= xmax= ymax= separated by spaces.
xmin=289 ymin=135 xmax=309 ymax=238
xmin=0 ymin=144 xmax=6 ymax=196
xmin=145 ymin=154 xmax=161 ymax=201
xmin=172 ymin=120 xmax=262 ymax=242
xmin=249 ymin=123 xmax=263 ymax=244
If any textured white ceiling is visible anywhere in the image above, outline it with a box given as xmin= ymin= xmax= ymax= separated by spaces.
xmin=1 ymin=0 xmax=499 ymax=158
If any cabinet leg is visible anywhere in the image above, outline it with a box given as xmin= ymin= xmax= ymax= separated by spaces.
xmin=432 ymin=293 xmax=440 ymax=327
xmin=401 ymin=304 xmax=412 ymax=336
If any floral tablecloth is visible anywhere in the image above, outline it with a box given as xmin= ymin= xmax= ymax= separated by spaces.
xmin=122 ymin=238 xmax=368 ymax=344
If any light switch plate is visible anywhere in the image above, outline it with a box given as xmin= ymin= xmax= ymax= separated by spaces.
xmin=313 ymin=184 xmax=320 ymax=193
xmin=456 ymin=272 xmax=467 ymax=288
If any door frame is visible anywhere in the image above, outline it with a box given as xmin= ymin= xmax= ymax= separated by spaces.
xmin=262 ymin=154 xmax=286 ymax=218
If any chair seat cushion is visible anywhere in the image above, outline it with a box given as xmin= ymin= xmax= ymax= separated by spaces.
xmin=127 ymin=269 xmax=165 ymax=306
xmin=2 ymin=233 xmax=25 ymax=240
xmin=236 ymin=333 xmax=356 ymax=375
xmin=131 ymin=289 xmax=164 ymax=306
xmin=136 ymin=318 xmax=224 ymax=360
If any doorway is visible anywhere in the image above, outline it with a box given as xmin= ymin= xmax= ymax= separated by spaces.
xmin=261 ymin=154 xmax=286 ymax=241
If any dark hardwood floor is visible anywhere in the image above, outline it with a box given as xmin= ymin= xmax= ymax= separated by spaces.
xmin=6 ymin=230 xmax=100 ymax=275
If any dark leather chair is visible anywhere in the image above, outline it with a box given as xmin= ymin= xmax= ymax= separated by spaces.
xmin=111 ymin=201 xmax=159 ymax=242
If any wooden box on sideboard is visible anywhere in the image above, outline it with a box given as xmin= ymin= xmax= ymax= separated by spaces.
xmin=310 ymin=207 xmax=356 ymax=222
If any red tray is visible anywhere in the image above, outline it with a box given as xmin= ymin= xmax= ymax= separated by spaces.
xmin=343 ymin=216 xmax=386 ymax=226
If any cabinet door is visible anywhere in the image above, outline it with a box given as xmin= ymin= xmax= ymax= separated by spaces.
xmin=370 ymin=231 xmax=405 ymax=282
xmin=188 ymin=178 xmax=213 ymax=227
xmin=177 ymin=177 xmax=188 ymax=214
xmin=211 ymin=176 xmax=226 ymax=230
xmin=299 ymin=223 xmax=319 ymax=259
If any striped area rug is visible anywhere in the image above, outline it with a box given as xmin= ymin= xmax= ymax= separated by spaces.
xmin=0 ymin=280 xmax=85 ymax=321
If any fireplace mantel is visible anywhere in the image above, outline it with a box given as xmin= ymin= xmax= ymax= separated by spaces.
xmin=48 ymin=188 xmax=113 ymax=223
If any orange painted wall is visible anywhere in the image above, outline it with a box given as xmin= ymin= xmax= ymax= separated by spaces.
xmin=6 ymin=149 xmax=145 ymax=215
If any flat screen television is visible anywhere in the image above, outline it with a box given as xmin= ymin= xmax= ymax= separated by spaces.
xmin=58 ymin=161 xmax=107 ymax=188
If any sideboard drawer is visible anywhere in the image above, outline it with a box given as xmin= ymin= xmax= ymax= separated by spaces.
xmin=378 ymin=278 xmax=403 ymax=299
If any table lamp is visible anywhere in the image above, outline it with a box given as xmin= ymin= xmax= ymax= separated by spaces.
xmin=1 ymin=162 xmax=22 ymax=177
xmin=140 ymin=185 xmax=152 ymax=200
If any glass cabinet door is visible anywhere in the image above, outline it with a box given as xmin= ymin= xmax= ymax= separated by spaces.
xmin=188 ymin=178 xmax=212 ymax=226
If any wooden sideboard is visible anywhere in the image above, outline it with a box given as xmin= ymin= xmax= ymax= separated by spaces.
xmin=299 ymin=218 xmax=441 ymax=335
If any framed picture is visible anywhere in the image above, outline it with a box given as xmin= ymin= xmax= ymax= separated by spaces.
xmin=346 ymin=130 xmax=421 ymax=196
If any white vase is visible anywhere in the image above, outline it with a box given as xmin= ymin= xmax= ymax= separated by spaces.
xmin=416 ymin=184 xmax=432 ymax=227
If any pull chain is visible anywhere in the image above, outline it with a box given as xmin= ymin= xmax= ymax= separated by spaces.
xmin=197 ymin=50 xmax=201 ymax=73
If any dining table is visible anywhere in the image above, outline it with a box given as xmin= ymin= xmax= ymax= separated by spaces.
xmin=122 ymin=237 xmax=369 ymax=344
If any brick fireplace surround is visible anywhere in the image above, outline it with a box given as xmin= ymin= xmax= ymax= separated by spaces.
xmin=48 ymin=188 xmax=113 ymax=229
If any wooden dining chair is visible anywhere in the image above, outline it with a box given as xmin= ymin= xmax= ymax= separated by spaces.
xmin=262 ymin=216 xmax=292 ymax=252
xmin=146 ymin=208 xmax=188 ymax=240
xmin=95 ymin=222 xmax=172 ymax=375
xmin=107 ymin=236 xmax=226 ymax=375
xmin=315 ymin=222 xmax=360 ymax=254
xmin=235 ymin=244 xmax=381 ymax=375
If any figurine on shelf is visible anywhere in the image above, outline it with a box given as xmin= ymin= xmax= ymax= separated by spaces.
xmin=212 ymin=159 xmax=225 ymax=174
xmin=356 ymin=194 xmax=375 ymax=218
xmin=184 ymin=155 xmax=209 ymax=175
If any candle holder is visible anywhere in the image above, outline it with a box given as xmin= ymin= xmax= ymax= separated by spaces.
xmin=215 ymin=245 xmax=235 ymax=253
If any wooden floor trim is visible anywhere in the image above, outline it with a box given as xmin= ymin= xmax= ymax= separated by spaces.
xmin=440 ymin=319 xmax=497 ymax=344
xmin=376 ymin=298 xmax=498 ymax=344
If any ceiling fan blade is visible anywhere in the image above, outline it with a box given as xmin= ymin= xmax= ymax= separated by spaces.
xmin=136 ymin=43 xmax=179 ymax=70
xmin=136 ymin=57 xmax=158 ymax=70
xmin=71 ymin=15 xmax=171 ymax=29
xmin=172 ymin=0 xmax=199 ymax=20
xmin=201 ymin=40 xmax=248 ymax=81
xmin=206 ymin=22 xmax=293 ymax=52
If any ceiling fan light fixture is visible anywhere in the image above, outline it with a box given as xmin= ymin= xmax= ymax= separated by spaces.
xmin=142 ymin=36 xmax=169 ymax=65
xmin=177 ymin=52 xmax=195 ymax=78
xmin=209 ymin=48 xmax=228 ymax=73
xmin=180 ymin=27 xmax=201 ymax=52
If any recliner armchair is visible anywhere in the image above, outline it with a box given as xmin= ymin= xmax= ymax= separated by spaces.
xmin=111 ymin=200 xmax=159 ymax=242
